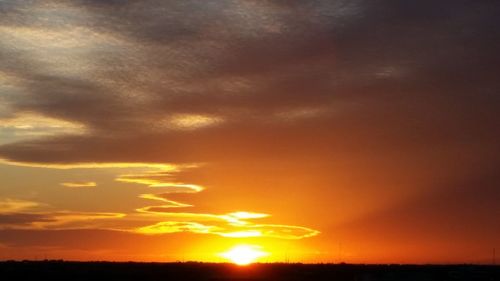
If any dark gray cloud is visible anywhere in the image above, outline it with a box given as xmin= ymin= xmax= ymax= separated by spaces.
xmin=0 ymin=0 xmax=499 ymax=171
xmin=0 ymin=213 xmax=55 ymax=225
xmin=0 ymin=1 xmax=498 ymax=181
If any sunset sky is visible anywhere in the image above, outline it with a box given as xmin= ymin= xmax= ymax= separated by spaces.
xmin=0 ymin=0 xmax=499 ymax=264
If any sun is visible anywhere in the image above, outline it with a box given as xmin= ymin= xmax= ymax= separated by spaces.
xmin=220 ymin=245 xmax=268 ymax=265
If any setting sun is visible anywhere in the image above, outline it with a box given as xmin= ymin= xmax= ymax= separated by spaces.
xmin=220 ymin=245 xmax=269 ymax=265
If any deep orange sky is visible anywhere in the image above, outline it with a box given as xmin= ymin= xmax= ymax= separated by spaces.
xmin=0 ymin=0 xmax=499 ymax=264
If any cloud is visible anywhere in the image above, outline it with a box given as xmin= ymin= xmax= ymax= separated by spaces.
xmin=226 ymin=211 xmax=269 ymax=221
xmin=0 ymin=213 xmax=55 ymax=226
xmin=0 ymin=198 xmax=44 ymax=213
xmin=129 ymin=173 xmax=320 ymax=239
xmin=136 ymin=221 xmax=216 ymax=235
xmin=135 ymin=211 xmax=319 ymax=239
xmin=0 ymin=112 xmax=86 ymax=145
xmin=33 ymin=212 xmax=125 ymax=230
xmin=1 ymin=0 xmax=498 ymax=166
xmin=113 ymin=165 xmax=199 ymax=187
xmin=137 ymin=193 xmax=192 ymax=209
xmin=0 ymin=196 xmax=319 ymax=240
xmin=60 ymin=181 xmax=97 ymax=188
xmin=116 ymin=170 xmax=204 ymax=193
xmin=0 ymin=160 xmax=181 ymax=170
xmin=0 ymin=211 xmax=125 ymax=231
xmin=0 ymin=198 xmax=124 ymax=231
xmin=163 ymin=114 xmax=224 ymax=130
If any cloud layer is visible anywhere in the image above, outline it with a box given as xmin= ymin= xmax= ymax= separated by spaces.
xmin=1 ymin=0 xmax=499 ymax=164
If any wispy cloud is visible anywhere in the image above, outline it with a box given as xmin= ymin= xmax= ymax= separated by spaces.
xmin=1 ymin=0 xmax=498 ymax=168
xmin=0 ymin=197 xmax=125 ymax=231
xmin=121 ymin=165 xmax=320 ymax=239
xmin=0 ymin=198 xmax=43 ymax=213
xmin=116 ymin=167 xmax=204 ymax=193
xmin=137 ymin=193 xmax=192 ymax=209
xmin=0 ymin=196 xmax=319 ymax=240
xmin=135 ymin=211 xmax=319 ymax=239
xmin=0 ymin=160 xmax=181 ymax=170
xmin=60 ymin=181 xmax=96 ymax=188
xmin=163 ymin=114 xmax=224 ymax=130
xmin=0 ymin=211 xmax=125 ymax=230
xmin=0 ymin=112 xmax=86 ymax=145
xmin=30 ymin=212 xmax=125 ymax=230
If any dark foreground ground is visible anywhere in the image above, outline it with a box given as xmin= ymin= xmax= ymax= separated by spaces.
xmin=0 ymin=261 xmax=498 ymax=281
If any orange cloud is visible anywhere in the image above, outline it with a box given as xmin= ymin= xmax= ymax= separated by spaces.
xmin=134 ymin=210 xmax=319 ymax=239
xmin=60 ymin=181 xmax=97 ymax=188
xmin=0 ymin=198 xmax=125 ymax=231
xmin=0 ymin=160 xmax=183 ymax=170
xmin=115 ymin=166 xmax=204 ymax=193
xmin=0 ymin=198 xmax=44 ymax=213
xmin=163 ymin=114 xmax=224 ymax=130
xmin=29 ymin=212 xmax=126 ymax=230
xmin=115 ymin=163 xmax=319 ymax=240
xmin=137 ymin=193 xmax=192 ymax=209
xmin=0 ymin=112 xmax=87 ymax=145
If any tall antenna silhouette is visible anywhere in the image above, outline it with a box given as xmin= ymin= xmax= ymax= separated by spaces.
xmin=284 ymin=242 xmax=291 ymax=264
xmin=338 ymin=242 xmax=343 ymax=263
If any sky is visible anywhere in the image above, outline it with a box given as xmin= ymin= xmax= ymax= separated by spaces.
xmin=0 ymin=0 xmax=499 ymax=264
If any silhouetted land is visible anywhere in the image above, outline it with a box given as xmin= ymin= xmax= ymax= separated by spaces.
xmin=0 ymin=261 xmax=498 ymax=281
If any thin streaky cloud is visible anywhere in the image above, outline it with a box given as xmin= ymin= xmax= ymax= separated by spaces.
xmin=60 ymin=181 xmax=97 ymax=188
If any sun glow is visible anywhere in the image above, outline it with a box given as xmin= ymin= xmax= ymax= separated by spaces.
xmin=220 ymin=245 xmax=268 ymax=265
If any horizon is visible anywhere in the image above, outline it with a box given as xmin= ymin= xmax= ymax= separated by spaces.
xmin=0 ymin=260 xmax=498 ymax=266
xmin=2 ymin=261 xmax=498 ymax=281
xmin=0 ymin=0 xmax=499 ymax=264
